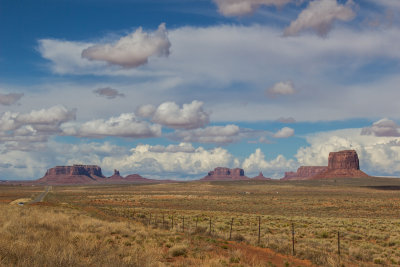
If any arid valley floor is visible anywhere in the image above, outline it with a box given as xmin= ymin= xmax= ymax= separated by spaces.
xmin=2 ymin=178 xmax=400 ymax=266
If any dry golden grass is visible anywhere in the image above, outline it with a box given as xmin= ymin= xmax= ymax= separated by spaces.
xmin=0 ymin=204 xmax=164 ymax=267
xmin=40 ymin=178 xmax=400 ymax=266
xmin=0 ymin=204 xmax=309 ymax=267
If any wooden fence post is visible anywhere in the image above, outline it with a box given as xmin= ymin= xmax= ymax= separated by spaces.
xmin=182 ymin=216 xmax=185 ymax=233
xmin=209 ymin=217 xmax=212 ymax=235
xmin=171 ymin=215 xmax=174 ymax=229
xmin=258 ymin=216 xmax=261 ymax=245
xmin=229 ymin=218 xmax=234 ymax=240
xmin=196 ymin=215 xmax=198 ymax=230
xmin=338 ymin=231 xmax=341 ymax=256
xmin=292 ymin=223 xmax=295 ymax=256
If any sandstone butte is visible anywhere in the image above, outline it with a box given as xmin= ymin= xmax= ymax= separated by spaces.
xmin=36 ymin=165 xmax=163 ymax=185
xmin=311 ymin=150 xmax=369 ymax=179
xmin=282 ymin=150 xmax=369 ymax=180
xmin=201 ymin=167 xmax=271 ymax=181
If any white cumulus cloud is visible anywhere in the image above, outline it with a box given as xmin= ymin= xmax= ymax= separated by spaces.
xmin=273 ymin=127 xmax=295 ymax=138
xmin=214 ymin=0 xmax=293 ymax=16
xmin=62 ymin=113 xmax=161 ymax=138
xmin=151 ymin=100 xmax=210 ymax=129
xmin=361 ymin=118 xmax=400 ymax=137
xmin=0 ymin=105 xmax=76 ymax=151
xmin=136 ymin=104 xmax=157 ymax=118
xmin=81 ymin=23 xmax=171 ymax=68
xmin=267 ymin=81 xmax=295 ymax=97
xmin=0 ymin=93 xmax=24 ymax=106
xmin=242 ymin=148 xmax=298 ymax=178
xmin=284 ymin=0 xmax=356 ymax=37
xmin=173 ymin=124 xmax=241 ymax=144
xmin=102 ymin=143 xmax=239 ymax=178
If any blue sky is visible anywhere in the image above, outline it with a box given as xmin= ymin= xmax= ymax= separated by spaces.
xmin=1 ymin=0 xmax=400 ymax=180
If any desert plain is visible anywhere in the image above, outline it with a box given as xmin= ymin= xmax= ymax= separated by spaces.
xmin=2 ymin=177 xmax=400 ymax=267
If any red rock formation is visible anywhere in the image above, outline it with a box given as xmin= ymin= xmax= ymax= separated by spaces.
xmin=251 ymin=172 xmax=272 ymax=180
xmin=328 ymin=150 xmax=359 ymax=170
xmin=106 ymin=169 xmax=125 ymax=182
xmin=312 ymin=150 xmax=369 ymax=179
xmin=45 ymin=165 xmax=104 ymax=178
xmin=37 ymin=165 xmax=105 ymax=185
xmin=201 ymin=167 xmax=249 ymax=181
xmin=37 ymin=165 xmax=176 ymax=185
xmin=282 ymin=166 xmax=327 ymax=180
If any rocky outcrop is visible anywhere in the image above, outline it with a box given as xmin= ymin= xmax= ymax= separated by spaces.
xmin=106 ymin=169 xmax=176 ymax=184
xmin=312 ymin=150 xmax=369 ymax=179
xmin=251 ymin=172 xmax=272 ymax=180
xmin=37 ymin=165 xmax=105 ymax=185
xmin=113 ymin=169 xmax=120 ymax=176
xmin=282 ymin=150 xmax=369 ymax=180
xmin=106 ymin=169 xmax=124 ymax=182
xmin=328 ymin=150 xmax=359 ymax=170
xmin=44 ymin=165 xmax=104 ymax=178
xmin=201 ymin=167 xmax=249 ymax=181
xmin=36 ymin=165 xmax=175 ymax=185
xmin=282 ymin=166 xmax=327 ymax=180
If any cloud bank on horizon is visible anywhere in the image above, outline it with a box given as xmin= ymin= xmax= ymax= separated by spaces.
xmin=1 ymin=0 xmax=400 ymax=180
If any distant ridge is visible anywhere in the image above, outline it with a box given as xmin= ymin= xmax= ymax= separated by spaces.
xmin=200 ymin=167 xmax=250 ymax=181
xmin=251 ymin=172 xmax=272 ymax=180
xmin=36 ymin=165 xmax=174 ymax=185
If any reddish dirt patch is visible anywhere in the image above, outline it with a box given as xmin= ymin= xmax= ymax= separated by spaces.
xmin=228 ymin=241 xmax=314 ymax=267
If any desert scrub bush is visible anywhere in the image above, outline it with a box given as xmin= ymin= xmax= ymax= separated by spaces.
xmin=229 ymin=249 xmax=242 ymax=263
xmin=232 ymin=234 xmax=246 ymax=242
xmin=169 ymin=244 xmax=188 ymax=257
xmin=349 ymin=246 xmax=374 ymax=262
xmin=192 ymin=226 xmax=207 ymax=234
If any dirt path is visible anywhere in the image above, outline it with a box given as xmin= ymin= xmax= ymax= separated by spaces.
xmin=30 ymin=186 xmax=52 ymax=203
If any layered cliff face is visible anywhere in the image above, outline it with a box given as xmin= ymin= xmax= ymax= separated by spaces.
xmin=312 ymin=150 xmax=369 ymax=179
xmin=328 ymin=150 xmax=359 ymax=170
xmin=201 ymin=167 xmax=249 ymax=181
xmin=45 ymin=165 xmax=104 ymax=178
xmin=282 ymin=150 xmax=369 ymax=180
xmin=37 ymin=165 xmax=105 ymax=185
xmin=282 ymin=166 xmax=327 ymax=180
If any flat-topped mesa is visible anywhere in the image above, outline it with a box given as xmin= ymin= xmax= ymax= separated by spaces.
xmin=328 ymin=150 xmax=359 ymax=170
xmin=37 ymin=164 xmax=105 ymax=185
xmin=209 ymin=167 xmax=231 ymax=176
xmin=45 ymin=164 xmax=104 ymax=178
xmin=282 ymin=166 xmax=327 ymax=180
xmin=311 ymin=150 xmax=369 ymax=179
xmin=201 ymin=167 xmax=249 ymax=181
xmin=230 ymin=168 xmax=245 ymax=176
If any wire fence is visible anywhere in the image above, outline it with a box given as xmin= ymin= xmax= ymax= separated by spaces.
xmin=100 ymin=207 xmax=356 ymax=265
